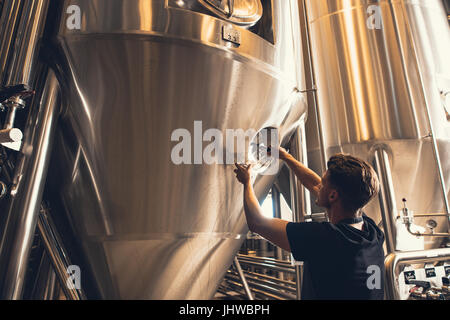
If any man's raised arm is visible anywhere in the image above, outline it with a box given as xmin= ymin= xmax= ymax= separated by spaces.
xmin=234 ymin=163 xmax=291 ymax=252
xmin=278 ymin=147 xmax=322 ymax=198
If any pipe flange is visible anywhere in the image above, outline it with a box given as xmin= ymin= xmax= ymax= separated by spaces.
xmin=3 ymin=96 xmax=26 ymax=109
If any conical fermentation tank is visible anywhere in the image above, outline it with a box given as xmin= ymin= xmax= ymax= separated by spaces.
xmin=303 ymin=0 xmax=450 ymax=251
xmin=45 ymin=0 xmax=307 ymax=299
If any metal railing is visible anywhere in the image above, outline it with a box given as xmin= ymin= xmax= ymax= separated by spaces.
xmin=218 ymin=254 xmax=298 ymax=300
xmin=385 ymin=247 xmax=450 ymax=300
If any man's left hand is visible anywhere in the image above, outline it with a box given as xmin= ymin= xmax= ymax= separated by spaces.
xmin=234 ymin=163 xmax=252 ymax=186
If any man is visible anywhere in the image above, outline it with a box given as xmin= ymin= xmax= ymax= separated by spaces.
xmin=234 ymin=147 xmax=385 ymax=299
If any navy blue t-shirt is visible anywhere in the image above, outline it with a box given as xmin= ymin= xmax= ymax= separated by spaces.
xmin=286 ymin=214 xmax=385 ymax=300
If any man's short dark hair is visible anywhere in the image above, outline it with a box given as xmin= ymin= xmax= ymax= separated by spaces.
xmin=326 ymin=154 xmax=380 ymax=212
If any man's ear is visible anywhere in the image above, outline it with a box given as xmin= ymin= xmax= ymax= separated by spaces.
xmin=328 ymin=189 xmax=339 ymax=203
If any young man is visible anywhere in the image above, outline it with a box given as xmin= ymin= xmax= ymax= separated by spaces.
xmin=234 ymin=147 xmax=385 ymax=299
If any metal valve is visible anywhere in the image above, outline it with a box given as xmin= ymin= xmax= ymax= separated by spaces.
xmin=401 ymin=198 xmax=414 ymax=225
xmin=0 ymin=84 xmax=34 ymax=151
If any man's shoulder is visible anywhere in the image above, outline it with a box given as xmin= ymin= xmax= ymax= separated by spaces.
xmin=286 ymin=221 xmax=337 ymax=239
xmin=287 ymin=220 xmax=333 ymax=230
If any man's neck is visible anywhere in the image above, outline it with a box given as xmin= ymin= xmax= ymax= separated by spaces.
xmin=327 ymin=205 xmax=360 ymax=225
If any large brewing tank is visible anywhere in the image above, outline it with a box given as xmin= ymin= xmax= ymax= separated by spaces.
xmin=304 ymin=0 xmax=450 ymax=250
xmin=46 ymin=0 xmax=307 ymax=299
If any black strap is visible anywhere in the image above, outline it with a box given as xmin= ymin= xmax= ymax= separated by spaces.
xmin=339 ymin=216 xmax=363 ymax=224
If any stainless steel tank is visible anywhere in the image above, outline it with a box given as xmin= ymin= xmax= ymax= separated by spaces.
xmin=304 ymin=0 xmax=450 ymax=251
xmin=46 ymin=0 xmax=307 ymax=299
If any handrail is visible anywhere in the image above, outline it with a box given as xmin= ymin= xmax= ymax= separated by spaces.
xmin=237 ymin=254 xmax=292 ymax=266
xmin=237 ymin=259 xmax=296 ymax=274
xmin=227 ymin=270 xmax=296 ymax=294
xmin=224 ymin=273 xmax=296 ymax=300
xmin=384 ymin=248 xmax=450 ymax=300
xmin=233 ymin=257 xmax=253 ymax=300
xmin=220 ymin=278 xmax=289 ymax=300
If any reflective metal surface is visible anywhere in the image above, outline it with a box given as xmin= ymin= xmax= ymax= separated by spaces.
xmin=0 ymin=68 xmax=61 ymax=299
xmin=47 ymin=0 xmax=307 ymax=299
xmin=373 ymin=147 xmax=398 ymax=254
xmin=37 ymin=205 xmax=86 ymax=300
xmin=4 ymin=0 xmax=48 ymax=86
xmin=304 ymin=0 xmax=450 ymax=250
xmin=0 ymin=0 xmax=22 ymax=86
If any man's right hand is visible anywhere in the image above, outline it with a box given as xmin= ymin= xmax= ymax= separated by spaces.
xmin=278 ymin=146 xmax=290 ymax=161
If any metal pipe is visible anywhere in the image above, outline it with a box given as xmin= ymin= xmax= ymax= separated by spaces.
xmin=237 ymin=256 xmax=294 ymax=268
xmin=405 ymin=223 xmax=450 ymax=238
xmin=233 ymin=257 xmax=254 ymax=300
xmin=29 ymin=248 xmax=49 ymax=299
xmin=243 ymin=270 xmax=296 ymax=287
xmin=384 ymin=247 xmax=450 ymax=300
xmin=271 ymin=186 xmax=284 ymax=269
xmin=4 ymin=0 xmax=49 ymax=86
xmin=228 ymin=270 xmax=296 ymax=293
xmin=303 ymin=212 xmax=327 ymax=221
xmin=42 ymin=267 xmax=57 ymax=300
xmin=237 ymin=259 xmax=296 ymax=274
xmin=227 ymin=0 xmax=234 ymax=18
xmin=287 ymin=123 xmax=310 ymax=299
xmin=373 ymin=146 xmax=398 ymax=254
xmin=298 ymin=0 xmax=327 ymax=173
xmin=237 ymin=259 xmax=293 ymax=268
xmin=221 ymin=278 xmax=289 ymax=300
xmin=413 ymin=213 xmax=450 ymax=217
xmin=0 ymin=0 xmax=23 ymax=85
xmin=237 ymin=254 xmax=293 ymax=266
xmin=225 ymin=273 xmax=296 ymax=300
xmin=225 ymin=275 xmax=296 ymax=299
xmin=2 ymin=97 xmax=21 ymax=129
xmin=0 ymin=69 xmax=60 ymax=299
xmin=1 ymin=0 xmax=48 ymax=136
xmin=37 ymin=205 xmax=86 ymax=300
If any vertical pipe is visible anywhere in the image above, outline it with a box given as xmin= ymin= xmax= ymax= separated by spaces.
xmin=233 ymin=257 xmax=254 ymax=300
xmin=288 ymin=123 xmax=310 ymax=300
xmin=5 ymin=0 xmax=49 ymax=86
xmin=37 ymin=206 xmax=86 ymax=300
xmin=3 ymin=101 xmax=19 ymax=129
xmin=41 ymin=266 xmax=57 ymax=300
xmin=0 ymin=69 xmax=60 ymax=299
xmin=373 ymin=147 xmax=397 ymax=254
xmin=0 ymin=0 xmax=23 ymax=85
xmin=289 ymin=122 xmax=311 ymax=223
xmin=271 ymin=185 xmax=284 ymax=279
xmin=298 ymin=0 xmax=327 ymax=173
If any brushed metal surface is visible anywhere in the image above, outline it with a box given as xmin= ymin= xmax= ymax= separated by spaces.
xmin=47 ymin=0 xmax=306 ymax=299
xmin=304 ymin=0 xmax=450 ymax=250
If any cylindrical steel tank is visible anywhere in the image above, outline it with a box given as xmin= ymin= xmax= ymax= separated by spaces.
xmin=44 ymin=0 xmax=307 ymax=299
xmin=304 ymin=0 xmax=450 ymax=250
